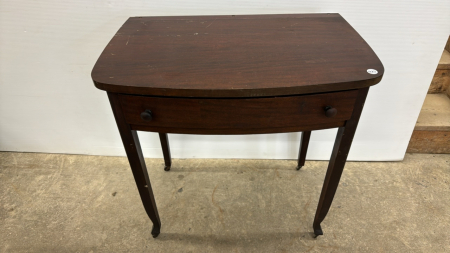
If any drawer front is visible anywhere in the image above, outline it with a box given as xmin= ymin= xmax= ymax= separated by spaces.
xmin=118 ymin=90 xmax=358 ymax=133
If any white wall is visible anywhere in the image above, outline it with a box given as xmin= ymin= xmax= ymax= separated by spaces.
xmin=1 ymin=1 xmax=449 ymax=161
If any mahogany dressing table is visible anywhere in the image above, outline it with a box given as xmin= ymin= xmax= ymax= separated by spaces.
xmin=91 ymin=14 xmax=384 ymax=238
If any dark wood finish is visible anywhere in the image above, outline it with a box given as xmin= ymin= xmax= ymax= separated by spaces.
xmin=91 ymin=14 xmax=384 ymax=98
xmin=313 ymin=87 xmax=369 ymax=237
xmin=158 ymin=133 xmax=172 ymax=170
xmin=107 ymin=92 xmax=161 ymax=238
xmin=92 ymin=14 xmax=384 ymax=238
xmin=297 ymin=131 xmax=311 ymax=170
xmin=118 ymin=90 xmax=358 ymax=134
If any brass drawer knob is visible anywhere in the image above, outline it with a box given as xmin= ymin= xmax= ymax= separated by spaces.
xmin=140 ymin=109 xmax=153 ymax=121
xmin=324 ymin=106 xmax=337 ymax=118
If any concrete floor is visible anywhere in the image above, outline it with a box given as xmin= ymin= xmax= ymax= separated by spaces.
xmin=1 ymin=152 xmax=449 ymax=252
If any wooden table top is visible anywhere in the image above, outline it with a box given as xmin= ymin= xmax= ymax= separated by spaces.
xmin=92 ymin=14 xmax=383 ymax=97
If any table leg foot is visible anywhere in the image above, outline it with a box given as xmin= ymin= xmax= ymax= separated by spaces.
xmin=151 ymin=225 xmax=161 ymax=238
xmin=164 ymin=165 xmax=171 ymax=171
xmin=313 ymin=224 xmax=323 ymax=238
xmin=296 ymin=165 xmax=302 ymax=170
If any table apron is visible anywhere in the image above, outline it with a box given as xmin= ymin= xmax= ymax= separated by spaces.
xmin=118 ymin=90 xmax=358 ymax=134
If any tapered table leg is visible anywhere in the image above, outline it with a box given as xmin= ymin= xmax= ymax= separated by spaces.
xmin=296 ymin=131 xmax=311 ymax=170
xmin=313 ymin=87 xmax=369 ymax=237
xmin=158 ymin=133 xmax=172 ymax=171
xmin=108 ymin=92 xmax=161 ymax=238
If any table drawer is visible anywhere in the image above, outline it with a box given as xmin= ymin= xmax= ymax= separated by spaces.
xmin=118 ymin=90 xmax=358 ymax=133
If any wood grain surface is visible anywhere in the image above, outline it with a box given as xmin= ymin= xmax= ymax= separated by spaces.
xmin=118 ymin=90 xmax=358 ymax=134
xmin=407 ymin=130 xmax=450 ymax=154
xmin=92 ymin=14 xmax=384 ymax=97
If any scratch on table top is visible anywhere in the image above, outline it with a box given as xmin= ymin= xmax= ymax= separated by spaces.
xmin=206 ymin=18 xmax=217 ymax=28
xmin=125 ymin=35 xmax=130 ymax=45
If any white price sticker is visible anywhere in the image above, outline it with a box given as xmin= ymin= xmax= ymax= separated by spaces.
xmin=367 ymin=69 xmax=378 ymax=74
